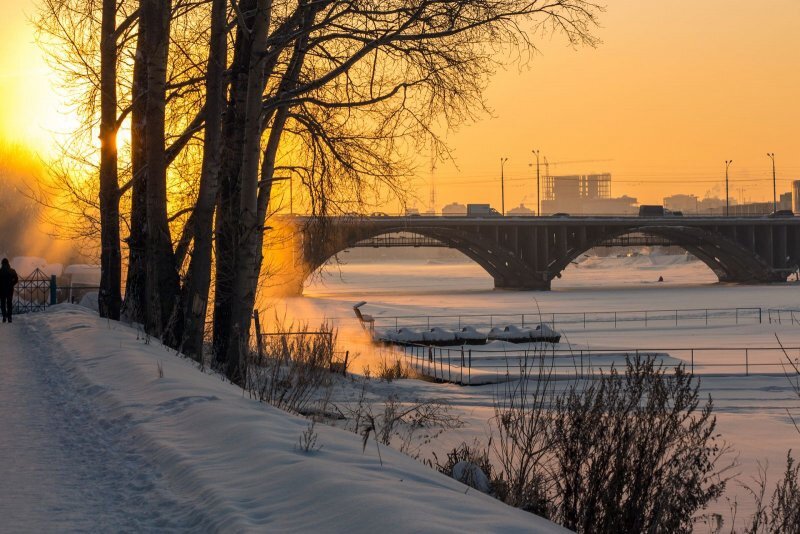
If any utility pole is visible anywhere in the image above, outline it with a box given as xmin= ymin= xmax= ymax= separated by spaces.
xmin=500 ymin=157 xmax=509 ymax=215
xmin=767 ymin=153 xmax=776 ymax=213
xmin=532 ymin=149 xmax=540 ymax=216
xmin=725 ymin=160 xmax=733 ymax=217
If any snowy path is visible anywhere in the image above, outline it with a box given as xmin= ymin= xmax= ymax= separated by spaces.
xmin=0 ymin=306 xmax=561 ymax=533
xmin=0 ymin=318 xmax=202 ymax=532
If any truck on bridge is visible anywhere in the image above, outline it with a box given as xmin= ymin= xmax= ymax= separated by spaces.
xmin=466 ymin=204 xmax=502 ymax=217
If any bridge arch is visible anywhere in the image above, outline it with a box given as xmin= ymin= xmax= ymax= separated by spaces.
xmin=293 ymin=217 xmax=795 ymax=293
xmin=303 ymin=226 xmax=538 ymax=289
xmin=548 ymin=225 xmax=776 ymax=286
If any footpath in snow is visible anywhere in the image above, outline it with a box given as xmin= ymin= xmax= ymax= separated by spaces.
xmin=0 ymin=305 xmax=562 ymax=533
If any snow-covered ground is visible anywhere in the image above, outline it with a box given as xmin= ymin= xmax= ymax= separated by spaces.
xmin=0 ymin=306 xmax=565 ymax=532
xmin=277 ymin=252 xmax=800 ymax=522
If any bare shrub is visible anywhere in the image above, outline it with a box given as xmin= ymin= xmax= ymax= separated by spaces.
xmin=491 ymin=354 xmax=558 ymax=515
xmin=297 ymin=420 xmax=322 ymax=454
xmin=548 ymin=357 xmax=730 ymax=533
xmin=434 ymin=441 xmax=498 ymax=494
xmin=740 ymin=453 xmax=800 ymax=534
xmin=377 ymin=357 xmax=410 ymax=382
xmin=339 ymin=381 xmax=462 ymax=464
xmin=455 ymin=354 xmax=731 ymax=532
xmin=244 ymin=321 xmax=337 ymax=414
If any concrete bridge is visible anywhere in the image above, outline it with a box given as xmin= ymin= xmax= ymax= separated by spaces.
xmin=292 ymin=215 xmax=800 ymax=291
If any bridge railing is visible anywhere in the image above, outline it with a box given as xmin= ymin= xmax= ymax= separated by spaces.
xmin=371 ymin=306 xmax=763 ymax=333
xmin=395 ymin=343 xmax=800 ymax=385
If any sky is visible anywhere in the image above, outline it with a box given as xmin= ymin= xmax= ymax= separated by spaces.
xmin=0 ymin=0 xmax=798 ymax=208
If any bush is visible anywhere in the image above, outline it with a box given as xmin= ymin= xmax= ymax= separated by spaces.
xmin=456 ymin=354 xmax=730 ymax=532
xmin=244 ymin=321 xmax=337 ymax=414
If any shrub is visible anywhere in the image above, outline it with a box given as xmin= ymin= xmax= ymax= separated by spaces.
xmin=244 ymin=321 xmax=337 ymax=414
xmin=467 ymin=354 xmax=731 ymax=532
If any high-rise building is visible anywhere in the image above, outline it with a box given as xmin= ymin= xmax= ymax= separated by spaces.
xmin=793 ymin=181 xmax=800 ymax=213
xmin=541 ymin=173 xmax=636 ymax=215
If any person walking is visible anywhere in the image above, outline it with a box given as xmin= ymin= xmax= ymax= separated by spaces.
xmin=0 ymin=258 xmax=19 ymax=323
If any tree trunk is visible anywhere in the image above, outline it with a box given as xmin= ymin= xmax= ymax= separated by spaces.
xmin=179 ymin=0 xmax=228 ymax=360
xmin=141 ymin=0 xmax=180 ymax=340
xmin=225 ymin=2 xmax=316 ymax=382
xmin=221 ymin=0 xmax=272 ymax=382
xmin=122 ymin=13 xmax=149 ymax=324
xmin=212 ymin=0 xmax=257 ymax=369
xmin=98 ymin=0 xmax=122 ymax=320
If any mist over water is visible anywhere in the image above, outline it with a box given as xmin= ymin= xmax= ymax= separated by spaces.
xmin=0 ymin=143 xmax=87 ymax=267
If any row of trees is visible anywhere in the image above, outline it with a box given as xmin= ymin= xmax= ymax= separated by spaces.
xmin=36 ymin=0 xmax=601 ymax=382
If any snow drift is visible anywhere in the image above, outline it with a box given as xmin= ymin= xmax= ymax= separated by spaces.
xmin=18 ymin=305 xmax=566 ymax=532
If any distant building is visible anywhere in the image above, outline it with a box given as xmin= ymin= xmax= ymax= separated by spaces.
xmin=541 ymin=173 xmax=637 ymax=215
xmin=507 ymin=204 xmax=535 ymax=216
xmin=794 ymin=181 xmax=800 ymax=213
xmin=698 ymin=194 xmax=791 ymax=216
xmin=441 ymin=202 xmax=467 ymax=216
xmin=664 ymin=194 xmax=698 ymax=213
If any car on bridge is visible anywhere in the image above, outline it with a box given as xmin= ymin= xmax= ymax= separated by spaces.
xmin=767 ymin=210 xmax=795 ymax=218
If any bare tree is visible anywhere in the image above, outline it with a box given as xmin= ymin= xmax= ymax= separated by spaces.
xmin=213 ymin=0 xmax=603 ymax=382
xmin=178 ymin=0 xmax=228 ymax=359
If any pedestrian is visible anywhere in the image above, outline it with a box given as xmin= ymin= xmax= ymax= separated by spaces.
xmin=0 ymin=258 xmax=19 ymax=323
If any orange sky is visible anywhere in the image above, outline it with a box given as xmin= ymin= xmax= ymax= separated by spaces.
xmin=1 ymin=0 xmax=798 ymax=208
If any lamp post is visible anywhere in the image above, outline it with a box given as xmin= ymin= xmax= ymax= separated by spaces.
xmin=500 ymin=157 xmax=509 ymax=215
xmin=725 ymin=160 xmax=733 ymax=217
xmin=531 ymin=149 xmax=540 ymax=216
xmin=767 ymin=153 xmax=776 ymax=213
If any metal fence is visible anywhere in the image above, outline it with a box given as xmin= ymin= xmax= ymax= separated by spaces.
xmin=396 ymin=343 xmax=800 ymax=385
xmin=767 ymin=308 xmax=800 ymax=325
xmin=370 ymin=307 xmax=763 ymax=333
xmin=12 ymin=272 xmax=100 ymax=315
xmin=13 ymin=269 xmax=56 ymax=314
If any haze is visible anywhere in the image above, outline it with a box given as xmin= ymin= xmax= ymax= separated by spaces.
xmin=1 ymin=0 xmax=798 ymax=206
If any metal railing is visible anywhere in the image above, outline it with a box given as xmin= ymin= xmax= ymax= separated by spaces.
xmin=13 ymin=269 xmax=56 ymax=314
xmin=371 ymin=307 xmax=763 ymax=332
xmin=767 ymin=308 xmax=800 ymax=325
xmin=395 ymin=343 xmax=800 ymax=385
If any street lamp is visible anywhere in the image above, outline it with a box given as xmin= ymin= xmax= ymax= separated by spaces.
xmin=725 ymin=160 xmax=733 ymax=217
xmin=531 ymin=149 xmax=540 ymax=216
xmin=767 ymin=153 xmax=776 ymax=213
xmin=500 ymin=157 xmax=509 ymax=215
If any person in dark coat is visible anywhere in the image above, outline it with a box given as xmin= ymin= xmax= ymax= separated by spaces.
xmin=0 ymin=258 xmax=19 ymax=323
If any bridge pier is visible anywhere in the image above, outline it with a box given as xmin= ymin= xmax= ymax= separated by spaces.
xmin=494 ymin=277 xmax=551 ymax=291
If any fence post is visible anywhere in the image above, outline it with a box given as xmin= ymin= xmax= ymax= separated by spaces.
xmin=759 ymin=308 xmax=762 ymax=324
xmin=745 ymin=349 xmax=749 ymax=376
xmin=614 ymin=311 xmax=617 ymax=329
xmin=675 ymin=310 xmax=678 ymax=327
xmin=736 ymin=308 xmax=739 ymax=325
xmin=468 ymin=349 xmax=472 ymax=385
xmin=49 ymin=275 xmax=57 ymax=305
xmin=645 ymin=311 xmax=648 ymax=327
xmin=705 ymin=309 xmax=708 ymax=327
xmin=460 ymin=347 xmax=464 ymax=384
xmin=521 ymin=314 xmax=525 ymax=328
xmin=691 ymin=349 xmax=694 ymax=374
xmin=583 ymin=312 xmax=586 ymax=329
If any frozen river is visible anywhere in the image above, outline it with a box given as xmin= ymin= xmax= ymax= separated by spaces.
xmin=275 ymin=252 xmax=800 ymax=524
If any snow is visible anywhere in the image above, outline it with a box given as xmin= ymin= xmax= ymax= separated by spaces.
xmin=286 ymin=254 xmax=800 ymax=521
xmin=78 ymin=290 xmax=98 ymax=312
xmin=63 ymin=264 xmax=101 ymax=285
xmin=0 ymin=306 xmax=566 ymax=532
